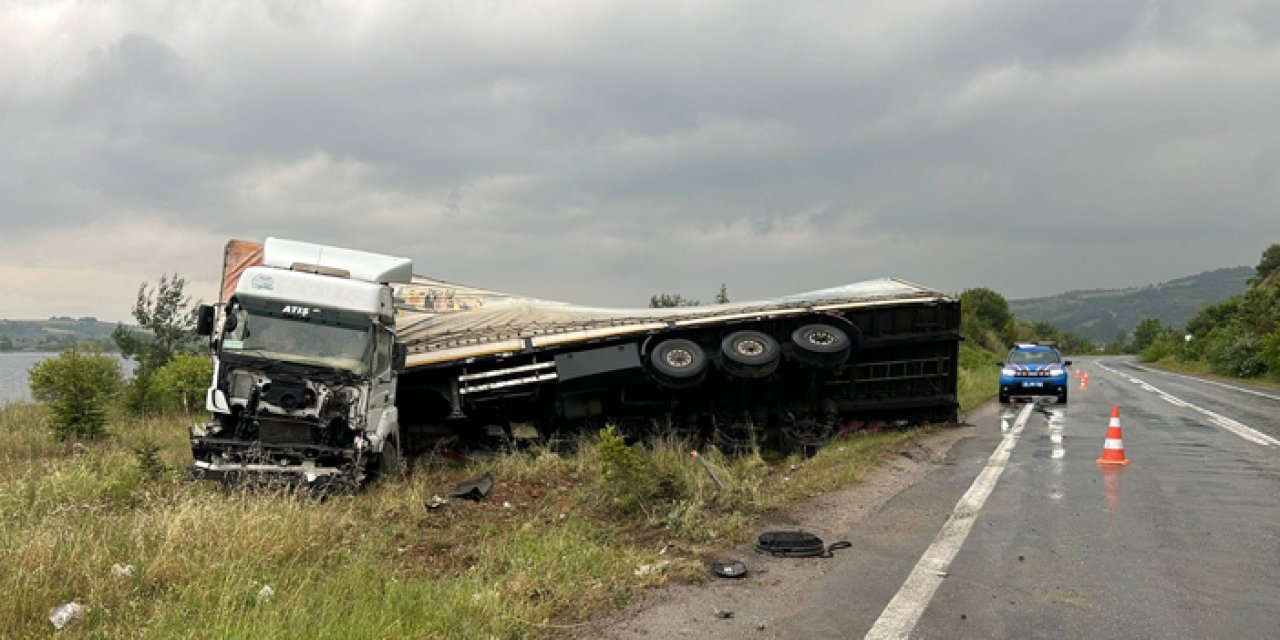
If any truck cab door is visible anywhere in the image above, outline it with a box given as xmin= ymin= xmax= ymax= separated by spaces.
xmin=367 ymin=326 xmax=400 ymax=448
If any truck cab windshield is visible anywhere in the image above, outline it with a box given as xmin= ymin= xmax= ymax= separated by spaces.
xmin=221 ymin=306 xmax=372 ymax=375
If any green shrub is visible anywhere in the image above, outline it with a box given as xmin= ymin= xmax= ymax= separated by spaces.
xmin=1262 ymin=327 xmax=1280 ymax=376
xmin=153 ymin=353 xmax=212 ymax=412
xmin=132 ymin=436 xmax=167 ymax=481
xmin=595 ymin=426 xmax=658 ymax=515
xmin=27 ymin=349 xmax=123 ymax=441
xmin=1207 ymin=332 xmax=1267 ymax=377
xmin=1139 ymin=331 xmax=1184 ymax=363
xmin=121 ymin=371 xmax=163 ymax=416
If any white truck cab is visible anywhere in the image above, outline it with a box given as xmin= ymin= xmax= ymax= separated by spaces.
xmin=192 ymin=238 xmax=411 ymax=487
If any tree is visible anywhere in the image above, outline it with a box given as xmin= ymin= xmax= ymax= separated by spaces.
xmin=1254 ymin=243 xmax=1280 ymax=283
xmin=714 ymin=284 xmax=730 ymax=304
xmin=112 ymin=274 xmax=201 ymax=414
xmin=649 ymin=293 xmax=701 ymax=308
xmin=1130 ymin=317 xmax=1165 ymax=354
xmin=112 ymin=274 xmax=199 ymax=373
xmin=28 ymin=349 xmax=123 ymax=440
xmin=960 ymin=287 xmax=1016 ymax=348
xmin=1104 ymin=329 xmax=1129 ymax=354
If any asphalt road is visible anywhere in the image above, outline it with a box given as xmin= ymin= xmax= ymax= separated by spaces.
xmin=772 ymin=358 xmax=1280 ymax=639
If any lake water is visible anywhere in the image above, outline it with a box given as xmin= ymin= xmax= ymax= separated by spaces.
xmin=0 ymin=352 xmax=136 ymax=406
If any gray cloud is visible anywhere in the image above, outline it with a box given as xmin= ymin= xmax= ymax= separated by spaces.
xmin=2 ymin=0 xmax=1279 ymax=321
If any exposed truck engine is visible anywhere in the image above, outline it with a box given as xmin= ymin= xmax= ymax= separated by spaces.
xmin=195 ymin=238 xmax=961 ymax=485
xmin=191 ymin=239 xmax=411 ymax=486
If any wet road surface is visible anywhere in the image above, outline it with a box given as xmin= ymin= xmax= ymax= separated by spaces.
xmin=773 ymin=358 xmax=1280 ymax=639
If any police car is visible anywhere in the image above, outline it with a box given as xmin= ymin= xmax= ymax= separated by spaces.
xmin=998 ymin=342 xmax=1071 ymax=404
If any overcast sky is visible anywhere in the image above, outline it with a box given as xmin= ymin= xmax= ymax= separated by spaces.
xmin=2 ymin=0 xmax=1279 ymax=322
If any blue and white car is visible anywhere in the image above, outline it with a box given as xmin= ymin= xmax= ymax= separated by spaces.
xmin=997 ymin=343 xmax=1071 ymax=404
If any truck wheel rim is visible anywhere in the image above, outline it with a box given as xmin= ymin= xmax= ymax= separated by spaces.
xmin=734 ymin=338 xmax=766 ymax=357
xmin=805 ymin=330 xmax=837 ymax=346
xmin=665 ymin=348 xmax=694 ymax=368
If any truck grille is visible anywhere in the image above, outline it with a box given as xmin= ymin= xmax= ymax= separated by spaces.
xmin=256 ymin=418 xmax=314 ymax=444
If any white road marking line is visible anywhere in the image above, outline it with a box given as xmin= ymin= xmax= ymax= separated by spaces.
xmin=865 ymin=403 xmax=1034 ymax=640
xmin=1128 ymin=363 xmax=1280 ymax=402
xmin=1097 ymin=363 xmax=1280 ymax=447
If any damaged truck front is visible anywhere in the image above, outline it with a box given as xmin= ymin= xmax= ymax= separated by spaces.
xmin=191 ymin=239 xmax=411 ymax=486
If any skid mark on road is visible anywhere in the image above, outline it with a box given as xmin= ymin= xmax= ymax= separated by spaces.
xmin=1097 ymin=362 xmax=1280 ymax=448
xmin=864 ymin=403 xmax=1034 ymax=639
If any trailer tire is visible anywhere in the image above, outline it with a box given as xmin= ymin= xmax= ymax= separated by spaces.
xmin=720 ymin=330 xmax=781 ymax=378
xmin=790 ymin=324 xmax=852 ymax=367
xmin=650 ymin=339 xmax=708 ymax=382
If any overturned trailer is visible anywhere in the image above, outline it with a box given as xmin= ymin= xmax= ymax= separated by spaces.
xmin=196 ymin=239 xmax=960 ymax=484
xmin=394 ymin=275 xmax=960 ymax=451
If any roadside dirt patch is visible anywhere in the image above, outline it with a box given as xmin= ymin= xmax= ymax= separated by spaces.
xmin=568 ymin=422 xmax=974 ymax=639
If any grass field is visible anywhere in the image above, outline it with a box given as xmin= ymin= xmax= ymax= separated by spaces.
xmin=0 ymin=401 xmax=947 ymax=638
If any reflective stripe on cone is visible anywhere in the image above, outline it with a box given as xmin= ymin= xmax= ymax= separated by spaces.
xmin=1097 ymin=404 xmax=1130 ymax=465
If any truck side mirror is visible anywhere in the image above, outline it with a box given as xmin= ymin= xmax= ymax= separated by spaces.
xmin=196 ymin=304 xmax=215 ymax=337
xmin=393 ymin=342 xmax=407 ymax=372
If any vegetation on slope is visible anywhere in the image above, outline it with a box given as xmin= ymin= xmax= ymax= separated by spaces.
xmin=1136 ymin=244 xmax=1280 ymax=381
xmin=0 ymin=318 xmax=121 ymax=353
xmin=1008 ymin=266 xmax=1252 ymax=343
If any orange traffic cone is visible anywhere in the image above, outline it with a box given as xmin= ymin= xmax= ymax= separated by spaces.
xmin=1079 ymin=371 xmax=1089 ymax=390
xmin=1096 ymin=405 xmax=1130 ymax=466
xmin=1074 ymin=368 xmax=1081 ymax=379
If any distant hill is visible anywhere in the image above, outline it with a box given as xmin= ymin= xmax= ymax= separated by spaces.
xmin=1008 ymin=267 xmax=1253 ymax=343
xmin=0 ymin=318 xmax=123 ymax=352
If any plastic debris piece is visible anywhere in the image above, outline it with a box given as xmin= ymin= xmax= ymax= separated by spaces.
xmin=502 ymin=501 xmax=513 ymax=509
xmin=111 ymin=563 xmax=135 ymax=578
xmin=426 ymin=495 xmax=448 ymax=509
xmin=756 ymin=530 xmax=852 ymax=558
xmin=633 ymin=560 xmax=671 ymax=577
xmin=715 ymin=608 xmax=734 ymax=619
xmin=49 ymin=602 xmax=84 ymax=630
xmin=257 ymin=585 xmax=275 ymax=603
xmin=449 ymin=472 xmax=494 ymax=501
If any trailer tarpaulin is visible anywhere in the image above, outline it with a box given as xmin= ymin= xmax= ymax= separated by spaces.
xmin=221 ymin=240 xmax=264 ymax=302
xmin=395 ymin=277 xmax=952 ymax=366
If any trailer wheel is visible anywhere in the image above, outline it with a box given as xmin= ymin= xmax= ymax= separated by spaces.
xmin=720 ymin=330 xmax=781 ymax=378
xmin=650 ymin=339 xmax=708 ymax=386
xmin=790 ymin=324 xmax=852 ymax=367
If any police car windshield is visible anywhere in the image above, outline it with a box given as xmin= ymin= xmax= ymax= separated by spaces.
xmin=1008 ymin=350 xmax=1060 ymax=365
xmin=222 ymin=309 xmax=371 ymax=374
